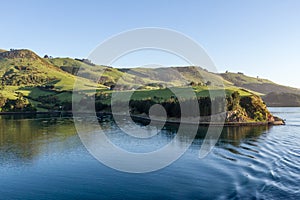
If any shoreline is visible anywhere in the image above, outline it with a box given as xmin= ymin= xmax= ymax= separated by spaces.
xmin=0 ymin=111 xmax=285 ymax=126
xmin=126 ymin=113 xmax=285 ymax=126
xmin=0 ymin=111 xmax=68 ymax=115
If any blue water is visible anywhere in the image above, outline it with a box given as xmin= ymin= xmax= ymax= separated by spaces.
xmin=0 ymin=108 xmax=299 ymax=199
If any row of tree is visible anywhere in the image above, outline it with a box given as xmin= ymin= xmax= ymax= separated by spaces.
xmin=92 ymin=92 xmax=241 ymax=117
xmin=92 ymin=91 xmax=270 ymax=122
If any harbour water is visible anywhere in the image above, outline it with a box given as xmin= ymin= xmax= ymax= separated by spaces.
xmin=0 ymin=107 xmax=299 ymax=199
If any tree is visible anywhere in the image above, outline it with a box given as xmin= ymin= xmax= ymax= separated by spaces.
xmin=0 ymin=80 xmax=4 ymax=90
xmin=15 ymin=93 xmax=26 ymax=110
xmin=206 ymin=81 xmax=212 ymax=86
xmin=0 ymin=94 xmax=7 ymax=111
xmin=189 ymin=81 xmax=195 ymax=86
xmin=231 ymin=91 xmax=241 ymax=111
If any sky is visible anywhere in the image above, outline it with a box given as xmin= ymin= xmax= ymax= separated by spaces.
xmin=1 ymin=0 xmax=299 ymax=87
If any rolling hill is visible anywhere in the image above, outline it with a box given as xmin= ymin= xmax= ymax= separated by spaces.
xmin=49 ymin=58 xmax=230 ymax=89
xmin=0 ymin=49 xmax=103 ymax=111
xmin=0 ymin=49 xmax=299 ymax=112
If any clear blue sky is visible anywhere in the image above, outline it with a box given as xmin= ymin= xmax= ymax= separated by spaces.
xmin=1 ymin=0 xmax=299 ymax=87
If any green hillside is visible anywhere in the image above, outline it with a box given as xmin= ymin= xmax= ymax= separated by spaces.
xmin=50 ymin=57 xmax=234 ymax=90
xmin=118 ymin=66 xmax=233 ymax=88
xmin=0 ymin=49 xmax=102 ymax=111
xmin=0 ymin=49 xmax=298 ymax=113
xmin=49 ymin=57 xmax=139 ymax=89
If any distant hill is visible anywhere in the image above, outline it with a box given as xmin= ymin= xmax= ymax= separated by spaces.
xmin=262 ymin=92 xmax=300 ymax=107
xmin=220 ymin=72 xmax=300 ymax=106
xmin=220 ymin=72 xmax=300 ymax=95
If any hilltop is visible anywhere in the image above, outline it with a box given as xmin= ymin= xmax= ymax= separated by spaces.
xmin=0 ymin=49 xmax=103 ymax=111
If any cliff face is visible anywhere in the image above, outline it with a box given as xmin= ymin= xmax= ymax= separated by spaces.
xmin=226 ymin=92 xmax=273 ymax=123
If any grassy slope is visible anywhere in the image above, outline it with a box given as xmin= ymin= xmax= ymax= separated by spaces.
xmin=49 ymin=58 xmax=148 ymax=88
xmin=131 ymin=86 xmax=252 ymax=99
xmin=220 ymin=72 xmax=300 ymax=95
xmin=1 ymin=50 xmax=76 ymax=90
xmin=0 ymin=50 xmax=103 ymax=111
xmin=119 ymin=66 xmax=233 ymax=87
xmin=96 ymin=86 xmax=252 ymax=106
xmin=51 ymin=58 xmax=235 ymax=89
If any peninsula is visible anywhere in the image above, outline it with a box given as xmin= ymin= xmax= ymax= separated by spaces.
xmin=0 ymin=49 xmax=290 ymax=125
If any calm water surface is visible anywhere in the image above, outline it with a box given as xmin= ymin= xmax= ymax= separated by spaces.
xmin=0 ymin=107 xmax=299 ymax=199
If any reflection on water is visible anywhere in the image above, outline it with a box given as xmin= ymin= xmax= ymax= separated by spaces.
xmin=0 ymin=115 xmax=76 ymax=164
xmin=0 ymin=111 xmax=299 ymax=199
xmin=219 ymin=126 xmax=269 ymax=145
xmin=0 ymin=115 xmax=269 ymax=163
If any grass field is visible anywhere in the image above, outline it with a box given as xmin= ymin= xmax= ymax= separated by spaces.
xmin=95 ymin=86 xmax=254 ymax=105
